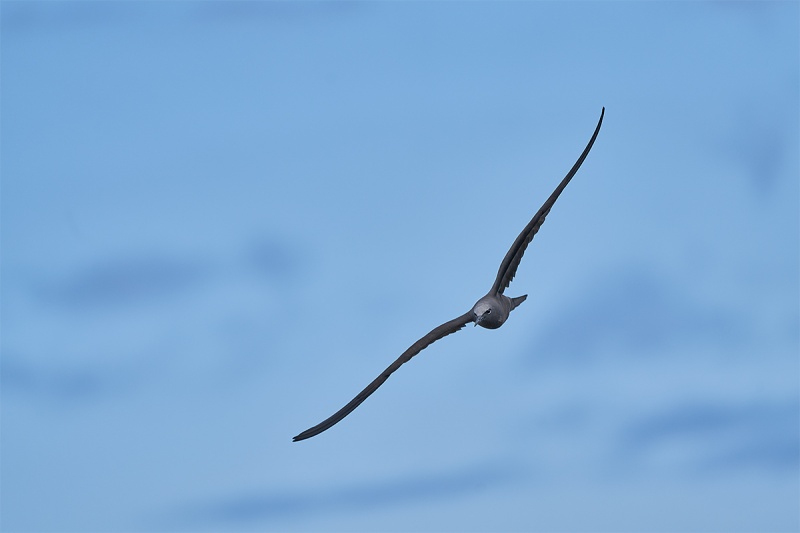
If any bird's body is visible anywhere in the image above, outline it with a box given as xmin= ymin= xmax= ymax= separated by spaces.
xmin=293 ymin=108 xmax=605 ymax=442
xmin=472 ymin=293 xmax=527 ymax=329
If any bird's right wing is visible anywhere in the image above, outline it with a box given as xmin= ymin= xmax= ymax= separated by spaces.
xmin=293 ymin=311 xmax=474 ymax=441
xmin=490 ymin=108 xmax=604 ymax=296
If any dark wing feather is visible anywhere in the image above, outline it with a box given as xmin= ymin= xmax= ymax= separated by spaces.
xmin=293 ymin=311 xmax=474 ymax=441
xmin=490 ymin=108 xmax=604 ymax=296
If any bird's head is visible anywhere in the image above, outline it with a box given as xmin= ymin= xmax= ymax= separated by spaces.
xmin=472 ymin=300 xmax=500 ymax=329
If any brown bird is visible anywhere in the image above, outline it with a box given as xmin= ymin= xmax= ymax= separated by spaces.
xmin=294 ymin=108 xmax=604 ymax=441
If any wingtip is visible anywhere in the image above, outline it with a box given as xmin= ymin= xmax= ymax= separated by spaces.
xmin=293 ymin=425 xmax=324 ymax=442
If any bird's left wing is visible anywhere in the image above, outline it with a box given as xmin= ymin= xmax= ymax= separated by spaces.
xmin=490 ymin=108 xmax=604 ymax=296
xmin=293 ymin=311 xmax=474 ymax=441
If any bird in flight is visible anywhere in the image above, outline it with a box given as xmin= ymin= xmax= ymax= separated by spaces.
xmin=293 ymin=108 xmax=604 ymax=442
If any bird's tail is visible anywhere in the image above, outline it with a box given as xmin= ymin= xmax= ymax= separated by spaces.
xmin=510 ymin=294 xmax=528 ymax=311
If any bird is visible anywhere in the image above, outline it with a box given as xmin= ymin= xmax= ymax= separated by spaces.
xmin=293 ymin=108 xmax=604 ymax=442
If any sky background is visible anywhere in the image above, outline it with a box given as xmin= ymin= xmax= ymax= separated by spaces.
xmin=1 ymin=2 xmax=798 ymax=532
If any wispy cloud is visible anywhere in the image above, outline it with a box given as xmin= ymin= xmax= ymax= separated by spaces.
xmin=620 ymin=399 xmax=799 ymax=473
xmin=524 ymin=268 xmax=749 ymax=365
xmin=30 ymin=254 xmax=210 ymax=311
xmin=1 ymin=353 xmax=146 ymax=404
xmin=163 ymin=463 xmax=519 ymax=528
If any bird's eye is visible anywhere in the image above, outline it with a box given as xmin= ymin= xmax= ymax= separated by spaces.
xmin=486 ymin=309 xmax=491 ymax=314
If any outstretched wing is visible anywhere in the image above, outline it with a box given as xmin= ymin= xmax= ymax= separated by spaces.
xmin=293 ymin=311 xmax=474 ymax=441
xmin=490 ymin=108 xmax=604 ymax=296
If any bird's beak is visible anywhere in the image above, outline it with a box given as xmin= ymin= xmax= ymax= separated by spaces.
xmin=473 ymin=318 xmax=479 ymax=327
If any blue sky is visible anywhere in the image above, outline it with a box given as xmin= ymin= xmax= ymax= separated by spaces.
xmin=1 ymin=2 xmax=798 ymax=532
